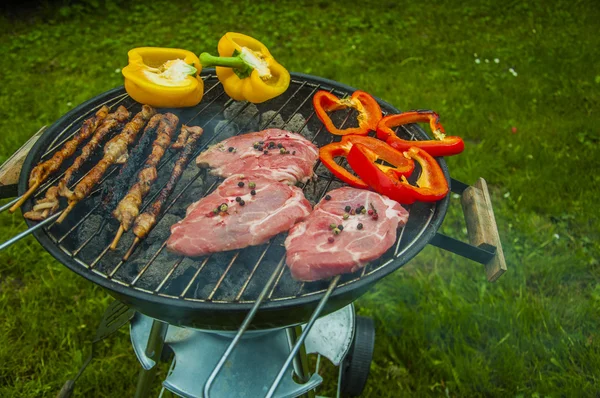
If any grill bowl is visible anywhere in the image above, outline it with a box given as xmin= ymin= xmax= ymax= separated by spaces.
xmin=19 ymin=70 xmax=450 ymax=330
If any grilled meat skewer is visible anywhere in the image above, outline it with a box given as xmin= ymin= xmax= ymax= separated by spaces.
xmin=10 ymin=106 xmax=110 ymax=213
xmin=55 ymin=105 xmax=157 ymax=223
xmin=100 ymin=113 xmax=163 ymax=215
xmin=24 ymin=106 xmax=130 ymax=221
xmin=124 ymin=125 xmax=204 ymax=260
xmin=110 ymin=113 xmax=179 ymax=249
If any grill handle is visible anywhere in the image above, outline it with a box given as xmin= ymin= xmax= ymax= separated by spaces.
xmin=0 ymin=126 xmax=46 ymax=199
xmin=429 ymin=177 xmax=507 ymax=282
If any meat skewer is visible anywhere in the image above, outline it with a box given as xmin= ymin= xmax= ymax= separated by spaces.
xmin=9 ymin=105 xmax=110 ymax=213
xmin=55 ymin=105 xmax=156 ymax=223
xmin=100 ymin=113 xmax=163 ymax=215
xmin=24 ymin=106 xmax=130 ymax=221
xmin=110 ymin=113 xmax=179 ymax=249
xmin=123 ymin=125 xmax=204 ymax=260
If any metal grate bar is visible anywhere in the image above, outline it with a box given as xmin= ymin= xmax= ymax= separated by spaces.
xmin=72 ymin=220 xmax=106 ymax=258
xmin=57 ymin=202 xmax=102 ymax=244
xmin=234 ymin=241 xmax=274 ymax=301
xmin=207 ymin=252 xmax=241 ymax=300
xmin=179 ymin=255 xmax=212 ymax=298
xmin=154 ymin=257 xmax=185 ymax=293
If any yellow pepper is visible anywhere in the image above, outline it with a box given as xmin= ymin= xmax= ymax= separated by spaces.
xmin=122 ymin=47 xmax=204 ymax=108
xmin=199 ymin=33 xmax=290 ymax=103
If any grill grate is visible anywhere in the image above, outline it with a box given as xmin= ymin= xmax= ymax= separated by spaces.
xmin=19 ymin=73 xmax=439 ymax=310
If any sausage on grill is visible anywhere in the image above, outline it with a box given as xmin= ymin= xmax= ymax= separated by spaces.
xmin=110 ymin=113 xmax=179 ymax=249
xmin=10 ymin=105 xmax=110 ymax=213
xmin=100 ymin=113 xmax=163 ymax=215
xmin=24 ymin=106 xmax=130 ymax=221
xmin=53 ymin=105 xmax=157 ymax=223
xmin=132 ymin=125 xmax=203 ymax=241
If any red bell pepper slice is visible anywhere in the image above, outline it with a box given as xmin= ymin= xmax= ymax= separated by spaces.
xmin=313 ymin=90 xmax=383 ymax=136
xmin=376 ymin=110 xmax=464 ymax=157
xmin=319 ymin=136 xmax=414 ymax=189
xmin=347 ymin=144 xmax=449 ymax=204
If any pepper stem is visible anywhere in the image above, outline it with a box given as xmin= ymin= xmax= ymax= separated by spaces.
xmin=199 ymin=52 xmax=246 ymax=69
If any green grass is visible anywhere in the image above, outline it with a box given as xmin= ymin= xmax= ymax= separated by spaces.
xmin=1 ymin=0 xmax=599 ymax=396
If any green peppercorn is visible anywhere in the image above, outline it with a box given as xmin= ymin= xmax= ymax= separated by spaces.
xmin=333 ymin=228 xmax=341 ymax=235
xmin=343 ymin=213 xmax=349 ymax=220
xmin=248 ymin=182 xmax=256 ymax=189
xmin=329 ymin=223 xmax=337 ymax=230
xmin=280 ymin=148 xmax=286 ymax=154
xmin=212 ymin=208 xmax=219 ymax=214
xmin=219 ymin=204 xmax=228 ymax=212
xmin=361 ymin=208 xmax=367 ymax=214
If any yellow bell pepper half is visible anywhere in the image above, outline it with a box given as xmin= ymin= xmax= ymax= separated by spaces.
xmin=122 ymin=47 xmax=204 ymax=108
xmin=199 ymin=33 xmax=290 ymax=104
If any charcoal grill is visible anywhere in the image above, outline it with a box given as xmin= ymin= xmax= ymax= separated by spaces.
xmin=0 ymin=69 xmax=506 ymax=397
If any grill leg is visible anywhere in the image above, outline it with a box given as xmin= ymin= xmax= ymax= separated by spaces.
xmin=285 ymin=326 xmax=315 ymax=398
xmin=134 ymin=320 xmax=169 ymax=398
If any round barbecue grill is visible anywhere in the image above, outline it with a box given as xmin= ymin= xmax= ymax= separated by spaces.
xmin=1 ymin=68 xmax=507 ymax=397
xmin=15 ymin=70 xmax=454 ymax=331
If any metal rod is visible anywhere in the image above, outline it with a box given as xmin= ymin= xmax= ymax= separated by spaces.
xmin=429 ymin=232 xmax=496 ymax=264
xmin=0 ymin=197 xmax=21 ymax=213
xmin=285 ymin=326 xmax=311 ymax=384
xmin=133 ymin=319 xmax=168 ymax=398
xmin=265 ymin=275 xmax=341 ymax=398
xmin=0 ymin=212 xmax=60 ymax=252
xmin=203 ymin=258 xmax=287 ymax=398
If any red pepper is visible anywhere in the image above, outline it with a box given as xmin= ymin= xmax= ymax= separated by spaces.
xmin=313 ymin=90 xmax=382 ymax=136
xmin=376 ymin=110 xmax=464 ymax=157
xmin=347 ymin=144 xmax=449 ymax=204
xmin=319 ymin=136 xmax=414 ymax=189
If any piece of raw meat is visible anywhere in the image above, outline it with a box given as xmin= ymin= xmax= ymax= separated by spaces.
xmin=285 ymin=187 xmax=409 ymax=281
xmin=167 ymin=174 xmax=312 ymax=257
xmin=195 ymin=129 xmax=318 ymax=184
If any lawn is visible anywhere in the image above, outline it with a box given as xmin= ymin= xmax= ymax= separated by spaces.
xmin=1 ymin=0 xmax=599 ymax=397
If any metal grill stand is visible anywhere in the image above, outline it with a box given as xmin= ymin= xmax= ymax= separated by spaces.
xmin=130 ymin=305 xmax=358 ymax=398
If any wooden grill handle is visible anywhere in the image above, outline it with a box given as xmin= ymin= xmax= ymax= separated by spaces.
xmin=0 ymin=126 xmax=46 ymax=199
xmin=460 ymin=177 xmax=507 ymax=282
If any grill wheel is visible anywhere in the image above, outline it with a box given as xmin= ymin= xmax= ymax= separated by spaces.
xmin=340 ymin=316 xmax=376 ymax=397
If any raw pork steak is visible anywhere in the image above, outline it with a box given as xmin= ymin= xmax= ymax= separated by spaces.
xmin=167 ymin=175 xmax=312 ymax=257
xmin=195 ymin=129 xmax=318 ymax=184
xmin=285 ymin=187 xmax=409 ymax=281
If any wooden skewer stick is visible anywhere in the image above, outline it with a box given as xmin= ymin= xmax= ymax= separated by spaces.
xmin=123 ymin=237 xmax=141 ymax=261
xmin=9 ymin=182 xmax=40 ymax=213
xmin=56 ymin=202 xmax=76 ymax=224
xmin=110 ymin=225 xmax=125 ymax=250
